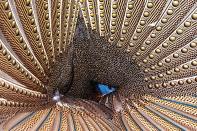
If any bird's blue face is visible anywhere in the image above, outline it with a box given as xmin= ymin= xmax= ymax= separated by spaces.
xmin=96 ymin=83 xmax=116 ymax=96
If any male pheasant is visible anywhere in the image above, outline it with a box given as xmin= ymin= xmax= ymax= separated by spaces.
xmin=0 ymin=0 xmax=196 ymax=130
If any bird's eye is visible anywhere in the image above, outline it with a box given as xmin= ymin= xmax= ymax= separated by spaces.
xmin=96 ymin=83 xmax=116 ymax=96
